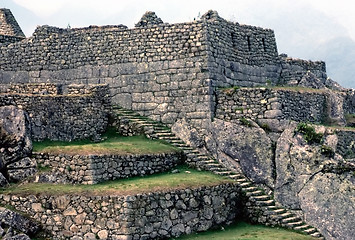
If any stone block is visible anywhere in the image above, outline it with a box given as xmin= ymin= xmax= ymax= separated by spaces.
xmin=264 ymin=109 xmax=282 ymax=119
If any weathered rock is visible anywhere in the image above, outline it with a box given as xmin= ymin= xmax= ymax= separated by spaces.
xmin=275 ymin=123 xmax=355 ymax=239
xmin=299 ymin=172 xmax=355 ymax=240
xmin=0 ymin=172 xmax=9 ymax=187
xmin=3 ymin=233 xmax=31 ymax=240
xmin=298 ymin=71 xmax=326 ymax=89
xmin=0 ymin=106 xmax=34 ymax=183
xmin=0 ymin=105 xmax=32 ymax=165
xmin=173 ymin=118 xmax=275 ymax=188
xmin=0 ymin=207 xmax=41 ymax=236
xmin=324 ymin=90 xmax=347 ymax=126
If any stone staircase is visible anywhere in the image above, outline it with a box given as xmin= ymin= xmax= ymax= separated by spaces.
xmin=113 ymin=106 xmax=325 ymax=239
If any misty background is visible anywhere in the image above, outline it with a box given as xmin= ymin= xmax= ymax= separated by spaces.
xmin=1 ymin=0 xmax=354 ymax=88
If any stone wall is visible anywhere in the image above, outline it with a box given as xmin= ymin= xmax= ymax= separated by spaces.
xmin=0 ymin=21 xmax=212 ymax=126
xmin=280 ymin=56 xmax=327 ymax=85
xmin=216 ymin=87 xmax=327 ymax=123
xmin=0 ymin=34 xmax=24 ymax=45
xmin=0 ymin=84 xmax=111 ymax=141
xmin=33 ymin=151 xmax=183 ymax=184
xmin=0 ymin=8 xmax=25 ymax=38
xmin=0 ymin=183 xmax=242 ymax=239
xmin=5 ymin=83 xmax=62 ymax=94
xmin=202 ymin=11 xmax=281 ymax=88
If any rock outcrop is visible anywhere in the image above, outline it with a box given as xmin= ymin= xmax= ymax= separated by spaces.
xmin=0 ymin=106 xmax=36 ymax=183
xmin=173 ymin=118 xmax=275 ymax=189
xmin=275 ymin=123 xmax=355 ymax=240
xmin=0 ymin=207 xmax=41 ymax=239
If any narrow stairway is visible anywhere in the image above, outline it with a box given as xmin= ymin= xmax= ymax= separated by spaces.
xmin=113 ymin=106 xmax=325 ymax=240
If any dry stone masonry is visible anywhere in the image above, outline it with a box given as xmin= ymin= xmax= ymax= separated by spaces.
xmin=0 ymin=183 xmax=242 ymax=240
xmin=33 ymin=151 xmax=183 ymax=184
xmin=0 ymin=83 xmax=111 ymax=141
xmin=0 ymin=8 xmax=354 ymax=240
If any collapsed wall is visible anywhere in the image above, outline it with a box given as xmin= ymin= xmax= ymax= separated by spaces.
xmin=0 ymin=83 xmax=111 ymax=141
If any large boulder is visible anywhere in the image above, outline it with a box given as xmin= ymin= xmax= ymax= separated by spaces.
xmin=173 ymin=118 xmax=275 ymax=188
xmin=299 ymin=172 xmax=354 ymax=240
xmin=0 ymin=106 xmax=35 ymax=183
xmin=275 ymin=123 xmax=355 ymax=239
xmin=0 ymin=207 xmax=41 ymax=237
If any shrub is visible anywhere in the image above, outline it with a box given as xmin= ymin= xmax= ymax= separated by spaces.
xmin=239 ymin=118 xmax=252 ymax=127
xmin=296 ymin=122 xmax=323 ymax=144
xmin=320 ymin=145 xmax=335 ymax=158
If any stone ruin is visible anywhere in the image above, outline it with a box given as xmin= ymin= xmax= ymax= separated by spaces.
xmin=0 ymin=8 xmax=354 ymax=240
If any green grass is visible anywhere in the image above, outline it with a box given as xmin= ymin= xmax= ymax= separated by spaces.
xmin=173 ymin=221 xmax=315 ymax=240
xmin=0 ymin=166 xmax=233 ymax=196
xmin=33 ymin=128 xmax=179 ymax=155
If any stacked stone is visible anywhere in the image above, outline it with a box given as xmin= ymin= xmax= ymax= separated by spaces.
xmin=280 ymin=56 xmax=327 ymax=85
xmin=135 ymin=11 xmax=164 ymax=27
xmin=0 ymin=84 xmax=111 ymax=141
xmin=0 ymin=183 xmax=242 ymax=239
xmin=0 ymin=8 xmax=25 ymax=45
xmin=7 ymin=83 xmax=62 ymax=95
xmin=216 ymin=87 xmax=327 ymax=124
xmin=203 ymin=11 xmax=282 ymax=87
xmin=33 ymin=151 xmax=183 ymax=184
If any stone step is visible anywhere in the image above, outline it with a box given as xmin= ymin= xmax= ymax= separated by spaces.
xmin=239 ymin=181 xmax=252 ymax=187
xmin=303 ymin=227 xmax=317 ymax=234
xmin=255 ymin=199 xmax=275 ymax=206
xmin=294 ymin=224 xmax=311 ymax=231
xmin=214 ymin=171 xmax=233 ymax=176
xmin=155 ymin=132 xmax=175 ymax=137
xmin=242 ymin=186 xmax=258 ymax=192
xmin=285 ymin=221 xmax=304 ymax=228
xmin=245 ymin=190 xmax=263 ymax=197
xmin=282 ymin=216 xmax=301 ymax=224
xmin=279 ymin=212 xmax=294 ymax=219
xmin=208 ymin=167 xmax=229 ymax=172
xmin=270 ymin=208 xmax=287 ymax=214
xmin=200 ymin=160 xmax=216 ymax=164
xmin=310 ymin=232 xmax=322 ymax=238
xmin=250 ymin=195 xmax=270 ymax=201
xmin=235 ymin=178 xmax=249 ymax=183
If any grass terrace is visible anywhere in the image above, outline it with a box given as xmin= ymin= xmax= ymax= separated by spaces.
xmin=33 ymin=128 xmax=179 ymax=155
xmin=173 ymin=221 xmax=315 ymax=240
xmin=0 ymin=166 xmax=234 ymax=196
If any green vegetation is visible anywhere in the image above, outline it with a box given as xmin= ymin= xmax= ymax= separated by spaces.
xmin=260 ymin=123 xmax=271 ymax=132
xmin=33 ymin=128 xmax=178 ymax=155
xmin=173 ymin=221 xmax=314 ymax=240
xmin=239 ymin=117 xmax=253 ymax=127
xmin=320 ymin=145 xmax=335 ymax=158
xmin=345 ymin=114 xmax=355 ymax=127
xmin=0 ymin=166 xmax=233 ymax=196
xmin=296 ymin=123 xmax=323 ymax=144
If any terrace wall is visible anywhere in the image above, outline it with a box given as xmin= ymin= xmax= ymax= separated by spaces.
xmin=33 ymin=151 xmax=183 ymax=184
xmin=0 ymin=183 xmax=242 ymax=239
xmin=0 ymin=84 xmax=111 ymax=141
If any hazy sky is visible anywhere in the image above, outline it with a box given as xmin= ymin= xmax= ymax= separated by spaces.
xmin=1 ymin=0 xmax=355 ymax=87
